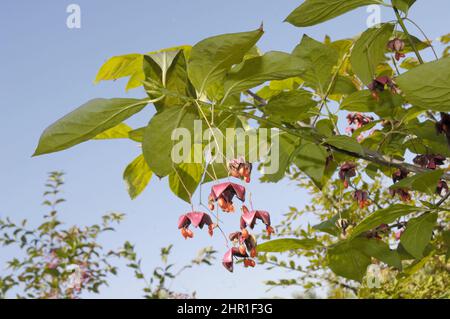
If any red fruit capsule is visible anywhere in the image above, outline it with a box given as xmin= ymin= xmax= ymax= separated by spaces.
xmin=266 ymin=225 xmax=275 ymax=238
xmin=238 ymin=244 xmax=247 ymax=256
xmin=244 ymin=259 xmax=256 ymax=268
xmin=241 ymin=228 xmax=249 ymax=240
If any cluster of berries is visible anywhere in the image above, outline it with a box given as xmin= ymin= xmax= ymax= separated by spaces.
xmin=177 ymin=157 xmax=274 ymax=272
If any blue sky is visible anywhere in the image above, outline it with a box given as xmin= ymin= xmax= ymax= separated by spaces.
xmin=0 ymin=0 xmax=448 ymax=298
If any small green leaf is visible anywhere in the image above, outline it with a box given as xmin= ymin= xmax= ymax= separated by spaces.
xmin=34 ymin=98 xmax=150 ymax=156
xmin=401 ymin=212 xmax=438 ymax=259
xmin=396 ymin=57 xmax=450 ymax=111
xmin=257 ymin=238 xmax=321 ymax=253
xmin=350 ymin=23 xmax=394 ymax=85
xmin=350 ymin=204 xmax=424 ymax=239
xmin=326 ymin=135 xmax=364 ymax=155
xmin=390 ymin=169 xmax=444 ymax=195
xmin=285 ymin=0 xmax=382 ymax=27
xmin=128 ymin=127 xmax=145 ymax=143
xmin=123 ymin=154 xmax=153 ymax=199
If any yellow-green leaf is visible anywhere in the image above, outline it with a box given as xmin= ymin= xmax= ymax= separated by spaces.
xmin=123 ymin=154 xmax=153 ymax=199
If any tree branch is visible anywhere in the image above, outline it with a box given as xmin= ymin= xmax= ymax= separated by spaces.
xmin=225 ymin=109 xmax=450 ymax=181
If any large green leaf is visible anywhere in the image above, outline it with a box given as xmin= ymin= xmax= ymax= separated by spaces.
xmin=327 ymin=240 xmax=371 ymax=282
xmin=328 ymin=237 xmax=402 ymax=281
xmin=390 ymin=169 xmax=444 ymax=195
xmin=401 ymin=212 xmax=438 ymax=259
xmin=258 ymin=238 xmax=321 ymax=253
xmin=223 ymin=51 xmax=305 ymax=98
xmin=142 ymin=106 xmax=199 ymax=178
xmin=326 ymin=135 xmax=364 ymax=155
xmin=350 ymin=204 xmax=424 ymax=239
xmin=188 ymin=28 xmax=264 ymax=97
xmin=169 ymin=162 xmax=204 ymax=203
xmin=352 ymin=237 xmax=402 ymax=269
xmin=294 ymin=141 xmax=328 ymax=189
xmin=350 ymin=23 xmax=394 ymax=85
xmin=34 ymin=98 xmax=150 ymax=156
xmin=396 ymin=57 xmax=450 ymax=111
xmin=285 ymin=0 xmax=382 ymax=27
xmin=292 ymin=35 xmax=339 ymax=94
xmin=263 ymin=89 xmax=317 ymax=122
xmin=123 ymin=154 xmax=153 ymax=199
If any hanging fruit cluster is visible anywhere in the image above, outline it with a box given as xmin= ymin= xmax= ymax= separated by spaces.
xmin=177 ymin=157 xmax=274 ymax=272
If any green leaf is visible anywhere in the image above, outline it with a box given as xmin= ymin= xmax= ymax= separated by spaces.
xmin=292 ymin=35 xmax=339 ymax=94
xmin=399 ymin=57 xmax=420 ymax=70
xmin=144 ymin=49 xmax=195 ymax=110
xmin=396 ymin=57 xmax=450 ymax=111
xmin=331 ymin=75 xmax=358 ymax=96
xmin=350 ymin=204 xmax=424 ymax=239
xmin=326 ymin=135 xmax=364 ymax=155
xmin=392 ymin=0 xmax=416 ymax=13
xmin=314 ymin=210 xmax=351 ymax=235
xmin=257 ymin=238 xmax=321 ymax=253
xmin=264 ymin=89 xmax=317 ymax=121
xmin=123 ymin=154 xmax=153 ymax=199
xmin=341 ymin=90 xmax=377 ymax=111
xmin=142 ymin=106 xmax=199 ymax=178
xmin=327 ymin=240 xmax=371 ymax=282
xmin=350 ymin=23 xmax=394 ymax=85
xmin=128 ymin=127 xmax=145 ymax=143
xmin=223 ymin=51 xmax=305 ymax=98
xmin=351 ymin=237 xmax=402 ymax=269
xmin=169 ymin=162 xmax=203 ymax=203
xmin=328 ymin=236 xmax=402 ymax=281
xmin=294 ymin=141 xmax=328 ymax=189
xmin=285 ymin=0 xmax=382 ymax=27
xmin=260 ymin=133 xmax=300 ymax=182
xmin=94 ymin=123 xmax=132 ymax=140
xmin=188 ymin=27 xmax=264 ymax=97
xmin=390 ymin=169 xmax=444 ymax=195
xmin=34 ymin=98 xmax=150 ymax=156
xmin=401 ymin=212 xmax=438 ymax=259
xmin=94 ymin=54 xmax=143 ymax=90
